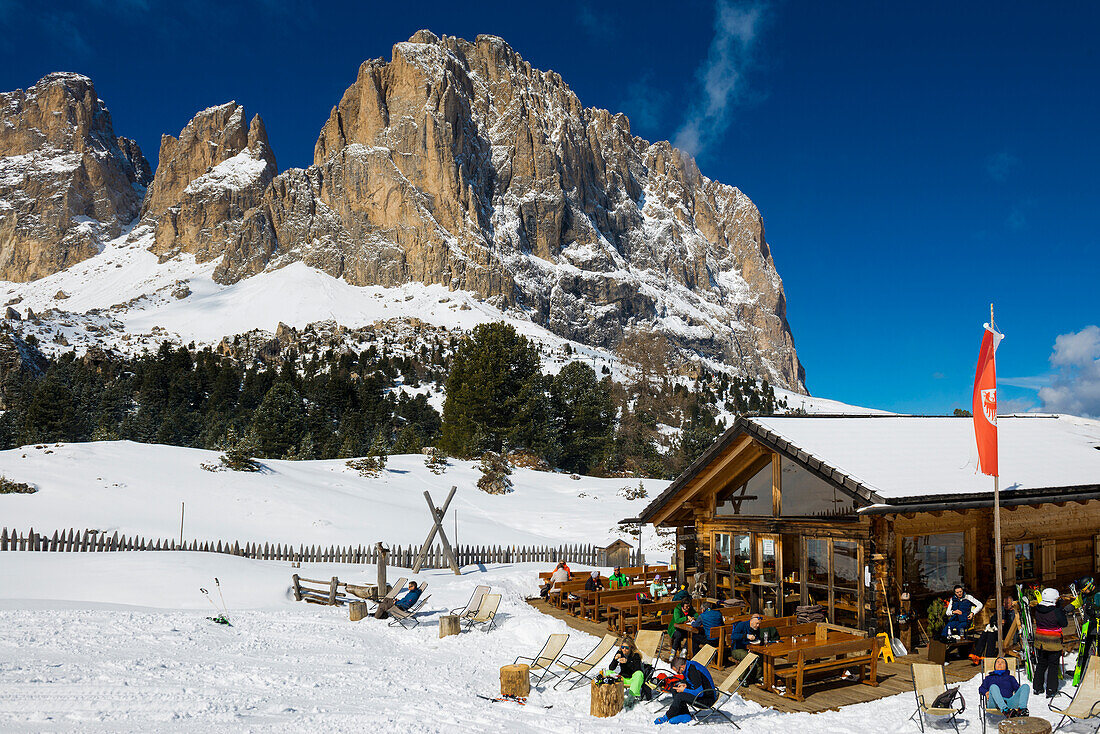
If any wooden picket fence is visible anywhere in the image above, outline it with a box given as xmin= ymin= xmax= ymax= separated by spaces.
xmin=0 ymin=527 xmax=641 ymax=569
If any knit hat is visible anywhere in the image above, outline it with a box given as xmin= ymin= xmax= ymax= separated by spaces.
xmin=591 ymin=571 xmax=599 ymax=579
xmin=1042 ymin=587 xmax=1060 ymax=604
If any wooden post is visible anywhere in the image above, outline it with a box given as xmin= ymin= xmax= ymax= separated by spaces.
xmin=349 ymin=601 xmax=369 ymax=621
xmin=590 ymin=678 xmax=624 ymax=717
xmin=376 ymin=542 xmax=388 ymax=598
xmin=500 ymin=664 xmax=531 ymax=698
xmin=328 ymin=576 xmax=338 ymax=605
xmin=439 ymin=615 xmax=461 ymax=638
xmin=292 ymin=574 xmax=302 ymax=602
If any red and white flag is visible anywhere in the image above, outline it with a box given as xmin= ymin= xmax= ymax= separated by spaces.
xmin=972 ymin=322 xmax=1004 ymax=476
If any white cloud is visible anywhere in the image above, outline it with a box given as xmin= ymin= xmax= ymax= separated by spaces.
xmin=1037 ymin=325 xmax=1100 ymax=418
xmin=673 ymin=1 xmax=766 ymax=157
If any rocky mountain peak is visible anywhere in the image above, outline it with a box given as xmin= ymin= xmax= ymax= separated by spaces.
xmin=0 ymin=73 xmax=150 ymax=282
xmin=142 ymin=102 xmax=277 ymax=263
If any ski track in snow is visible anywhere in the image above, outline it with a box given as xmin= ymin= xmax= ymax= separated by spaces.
xmin=0 ymin=553 xmax=1083 ymax=733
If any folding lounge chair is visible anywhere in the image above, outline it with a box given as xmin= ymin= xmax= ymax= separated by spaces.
xmin=464 ymin=594 xmax=501 ymax=632
xmin=910 ymin=663 xmax=964 ymax=734
xmin=366 ymin=577 xmax=408 ymax=611
xmin=386 ymin=583 xmax=430 ymax=629
xmin=451 ymin=585 xmax=491 ymax=620
xmin=514 ymin=633 xmax=570 ymax=687
xmin=1050 ymin=655 xmax=1100 ymax=733
xmin=686 ymin=652 xmax=759 ymax=728
xmin=635 ymin=629 xmax=667 ymax=676
xmin=553 ymin=634 xmax=618 ymax=690
xmin=979 ymin=656 xmax=1019 ymax=733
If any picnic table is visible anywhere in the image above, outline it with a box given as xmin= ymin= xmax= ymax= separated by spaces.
xmin=748 ymin=627 xmax=862 ymax=694
xmin=606 ymin=599 xmax=680 ymax=635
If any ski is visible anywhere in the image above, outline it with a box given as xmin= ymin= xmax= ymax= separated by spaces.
xmin=1072 ymin=578 xmax=1098 ymax=686
xmin=476 ymin=694 xmax=552 ymax=708
xmin=200 ymin=584 xmax=233 ymax=626
xmin=1016 ymin=584 xmax=1036 ymax=681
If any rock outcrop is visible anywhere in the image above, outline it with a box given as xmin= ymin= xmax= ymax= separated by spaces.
xmin=142 ymin=102 xmax=277 ymax=263
xmin=215 ymin=32 xmax=804 ymax=389
xmin=0 ymin=73 xmax=151 ymax=282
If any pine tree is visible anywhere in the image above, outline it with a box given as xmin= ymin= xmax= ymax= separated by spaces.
xmin=251 ymin=381 xmax=306 ymax=458
xmin=551 ymin=362 xmax=613 ymax=473
xmin=219 ymin=426 xmax=260 ymax=471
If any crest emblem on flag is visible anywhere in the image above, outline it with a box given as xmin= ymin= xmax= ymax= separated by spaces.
xmin=981 ymin=388 xmax=997 ymax=425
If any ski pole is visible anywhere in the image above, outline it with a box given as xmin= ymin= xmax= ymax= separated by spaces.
xmin=215 ymin=577 xmax=231 ymax=621
xmin=200 ymin=588 xmax=223 ymax=616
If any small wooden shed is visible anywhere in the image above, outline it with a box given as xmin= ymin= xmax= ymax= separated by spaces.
xmin=596 ymin=539 xmax=633 ymax=568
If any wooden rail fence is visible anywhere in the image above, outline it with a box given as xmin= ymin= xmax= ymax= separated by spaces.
xmin=0 ymin=527 xmax=641 ymax=569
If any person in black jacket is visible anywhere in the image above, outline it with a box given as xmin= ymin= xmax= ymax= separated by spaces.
xmin=585 ymin=571 xmax=604 ymax=592
xmin=609 ymin=638 xmax=651 ymax=700
xmin=1031 ymin=587 xmax=1068 ymax=697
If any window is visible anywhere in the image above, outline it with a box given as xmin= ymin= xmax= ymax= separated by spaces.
xmin=779 ymin=459 xmax=859 ymax=516
xmin=716 ymin=457 xmax=775 ymax=516
xmin=806 ymin=537 xmax=830 ymax=588
xmin=901 ymin=533 xmax=965 ymax=597
xmin=1014 ymin=542 xmax=1036 ymax=581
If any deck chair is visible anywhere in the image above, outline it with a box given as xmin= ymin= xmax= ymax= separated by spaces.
xmin=635 ymin=629 xmax=667 ymax=672
xmin=1050 ymin=655 xmax=1100 ymax=733
xmin=647 ymin=645 xmax=720 ymax=712
xmin=451 ymin=585 xmax=491 ymax=620
xmin=366 ymin=577 xmax=408 ymax=611
xmin=553 ymin=633 xmax=618 ymax=690
xmin=910 ymin=663 xmax=964 ymax=734
xmin=464 ymin=593 xmax=500 ymax=632
xmin=514 ymin=633 xmax=570 ymax=687
xmin=979 ymin=657 xmax=1019 ymax=733
xmin=387 ymin=593 xmax=432 ymax=628
xmin=687 ymin=652 xmax=759 ymax=728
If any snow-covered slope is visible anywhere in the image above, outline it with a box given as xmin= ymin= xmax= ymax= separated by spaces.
xmin=0 ymin=441 xmax=668 ymax=553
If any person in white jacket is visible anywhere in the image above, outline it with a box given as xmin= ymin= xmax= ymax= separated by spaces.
xmin=942 ymin=584 xmax=983 ymax=639
xmin=649 ymin=574 xmax=669 ymax=598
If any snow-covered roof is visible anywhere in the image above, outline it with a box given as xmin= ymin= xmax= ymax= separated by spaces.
xmin=635 ymin=413 xmax=1100 ymax=523
xmin=749 ymin=414 xmax=1100 ymax=501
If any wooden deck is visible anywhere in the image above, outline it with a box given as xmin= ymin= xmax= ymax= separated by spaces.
xmin=526 ymin=598 xmax=981 ymax=714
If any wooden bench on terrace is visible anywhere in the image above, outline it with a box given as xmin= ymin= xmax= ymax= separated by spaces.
xmin=585 ymin=585 xmax=649 ymax=622
xmin=774 ymin=636 xmax=881 ymax=701
xmin=550 ymin=579 xmax=590 ymax=610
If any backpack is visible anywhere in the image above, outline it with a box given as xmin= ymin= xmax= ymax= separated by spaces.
xmin=931 ymin=686 xmax=964 ymax=712
xmin=653 ymin=673 xmax=686 ymax=692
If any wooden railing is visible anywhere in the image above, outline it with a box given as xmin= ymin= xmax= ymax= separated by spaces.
xmin=0 ymin=527 xmax=642 ymax=568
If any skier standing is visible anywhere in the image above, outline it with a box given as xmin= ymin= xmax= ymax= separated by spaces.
xmin=1031 ymin=587 xmax=1068 ymax=697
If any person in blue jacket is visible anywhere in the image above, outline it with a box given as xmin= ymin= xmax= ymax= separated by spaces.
xmin=978 ymin=657 xmax=1030 ymax=717
xmin=375 ymin=581 xmax=422 ymax=618
xmin=690 ymin=602 xmax=725 ymax=653
xmin=729 ymin=613 xmax=764 ymax=662
xmin=654 ymin=656 xmax=716 ymax=724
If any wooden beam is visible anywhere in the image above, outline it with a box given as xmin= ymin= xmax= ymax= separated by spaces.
xmin=772 ymin=454 xmax=782 ymax=517
xmin=650 ymin=435 xmax=758 ymax=526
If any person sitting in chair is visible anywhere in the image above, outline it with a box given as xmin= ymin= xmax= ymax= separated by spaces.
xmin=540 ymin=562 xmax=570 ymax=599
xmin=608 ymin=566 xmax=630 ymax=589
xmin=609 ymin=638 xmax=651 ymax=701
xmin=585 ymin=571 xmax=604 ymax=592
xmin=654 ymin=656 xmax=715 ymax=724
xmin=942 ymin=584 xmax=982 ymax=640
xmin=978 ymin=656 xmax=1030 ymax=718
xmin=375 ymin=581 xmax=421 ymax=619
xmin=650 ymin=575 xmax=669 ymax=598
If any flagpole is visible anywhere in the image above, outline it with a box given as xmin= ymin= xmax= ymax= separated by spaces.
xmin=992 ymin=303 xmax=1005 ymax=656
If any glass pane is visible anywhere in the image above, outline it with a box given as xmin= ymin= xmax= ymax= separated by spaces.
xmin=780 ymin=458 xmax=859 ymax=516
xmin=714 ymin=533 xmax=731 ymax=561
xmin=733 ymin=534 xmax=751 ymax=575
xmin=901 ymin=533 xmax=965 ymax=597
xmin=760 ymin=537 xmax=777 ymax=582
xmin=1014 ymin=543 xmax=1036 ymax=581
xmin=834 ymin=541 xmax=858 ymax=590
xmin=806 ymin=538 xmax=830 ymax=587
xmin=716 ymin=458 xmax=774 ymax=516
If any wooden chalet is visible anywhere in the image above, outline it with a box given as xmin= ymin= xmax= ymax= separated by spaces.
xmin=628 ymin=414 xmax=1100 ymax=644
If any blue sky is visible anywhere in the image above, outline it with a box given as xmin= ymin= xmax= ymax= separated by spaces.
xmin=1 ymin=0 xmax=1097 ymax=415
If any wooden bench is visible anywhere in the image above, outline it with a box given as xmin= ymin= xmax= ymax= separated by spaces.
xmin=707 ymin=615 xmax=799 ymax=666
xmin=774 ymin=636 xmax=881 ymax=701
xmin=585 ymin=585 xmax=648 ymax=622
xmin=550 ymin=579 xmax=590 ymax=609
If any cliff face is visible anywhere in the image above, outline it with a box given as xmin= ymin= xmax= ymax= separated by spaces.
xmin=221 ymin=31 xmax=804 ymax=389
xmin=0 ymin=73 xmax=150 ymax=282
xmin=141 ymin=102 xmax=277 ymax=263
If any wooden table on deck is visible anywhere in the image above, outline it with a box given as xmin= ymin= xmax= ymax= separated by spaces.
xmin=748 ymin=629 xmax=861 ymax=693
xmin=605 ymin=599 xmax=679 ymax=635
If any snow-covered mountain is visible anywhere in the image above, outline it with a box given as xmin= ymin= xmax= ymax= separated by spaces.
xmin=0 ymin=31 xmax=806 ymax=392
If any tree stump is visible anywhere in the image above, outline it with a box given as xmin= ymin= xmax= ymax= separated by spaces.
xmin=999 ymin=717 xmax=1051 ymax=734
xmin=590 ymin=678 xmax=623 ymax=718
xmin=439 ymin=614 xmax=461 ymax=638
xmin=500 ymin=664 xmax=531 ymax=698
xmin=349 ymin=601 xmax=369 ymax=622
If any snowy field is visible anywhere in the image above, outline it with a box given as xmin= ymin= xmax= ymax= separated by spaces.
xmin=0 ymin=552 xmax=1086 ymax=733
xmin=0 ymin=441 xmax=670 ymax=553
